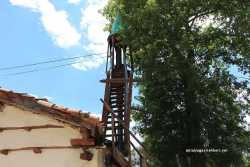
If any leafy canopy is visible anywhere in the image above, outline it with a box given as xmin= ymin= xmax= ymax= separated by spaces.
xmin=103 ymin=0 xmax=250 ymax=167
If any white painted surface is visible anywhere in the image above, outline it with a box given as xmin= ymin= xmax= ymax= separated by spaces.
xmin=0 ymin=105 xmax=104 ymax=167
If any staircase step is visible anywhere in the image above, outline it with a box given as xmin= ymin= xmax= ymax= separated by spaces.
xmin=110 ymin=99 xmax=124 ymax=103
xmin=105 ymin=121 xmax=120 ymax=124
xmin=111 ymin=108 xmax=125 ymax=111
xmin=105 ymin=126 xmax=124 ymax=130
xmin=107 ymin=114 xmax=124 ymax=118
xmin=110 ymin=87 xmax=124 ymax=90
xmin=110 ymin=89 xmax=124 ymax=92
xmin=106 ymin=120 xmax=125 ymax=124
xmin=107 ymin=107 xmax=125 ymax=111
xmin=110 ymin=93 xmax=124 ymax=96
xmin=110 ymin=96 xmax=124 ymax=100
xmin=100 ymin=78 xmax=125 ymax=83
xmin=105 ymin=134 xmax=124 ymax=137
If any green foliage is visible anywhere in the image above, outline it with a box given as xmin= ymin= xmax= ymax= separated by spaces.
xmin=245 ymin=154 xmax=250 ymax=167
xmin=103 ymin=0 xmax=250 ymax=166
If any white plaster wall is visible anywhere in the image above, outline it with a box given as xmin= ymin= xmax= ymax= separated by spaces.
xmin=0 ymin=105 xmax=104 ymax=167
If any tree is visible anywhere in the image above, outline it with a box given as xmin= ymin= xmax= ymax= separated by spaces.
xmin=103 ymin=0 xmax=250 ymax=167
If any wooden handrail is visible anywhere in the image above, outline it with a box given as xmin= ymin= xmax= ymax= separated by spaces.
xmin=101 ymin=99 xmax=146 ymax=150
xmin=130 ymin=141 xmax=149 ymax=167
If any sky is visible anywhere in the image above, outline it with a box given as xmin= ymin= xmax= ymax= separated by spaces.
xmin=0 ymin=0 xmax=109 ymax=116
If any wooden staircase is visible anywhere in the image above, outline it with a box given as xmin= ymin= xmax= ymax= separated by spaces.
xmin=101 ymin=35 xmax=150 ymax=167
xmin=101 ymin=64 xmax=133 ymax=167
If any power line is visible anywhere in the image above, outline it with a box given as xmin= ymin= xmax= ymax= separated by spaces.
xmin=0 ymin=52 xmax=105 ymax=71
xmin=1 ymin=55 xmax=106 ymax=77
xmin=4 ymin=61 xmax=80 ymax=76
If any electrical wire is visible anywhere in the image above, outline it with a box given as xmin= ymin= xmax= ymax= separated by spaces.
xmin=1 ymin=55 xmax=106 ymax=77
xmin=0 ymin=52 xmax=105 ymax=71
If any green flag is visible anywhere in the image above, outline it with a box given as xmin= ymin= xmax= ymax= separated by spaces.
xmin=111 ymin=13 xmax=122 ymax=35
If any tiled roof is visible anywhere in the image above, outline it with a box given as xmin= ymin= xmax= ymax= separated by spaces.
xmin=0 ymin=87 xmax=102 ymax=137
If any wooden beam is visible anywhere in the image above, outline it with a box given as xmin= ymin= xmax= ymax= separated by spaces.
xmin=80 ymin=150 xmax=93 ymax=161
xmin=33 ymin=147 xmax=42 ymax=154
xmin=0 ymin=146 xmax=104 ymax=155
xmin=70 ymin=138 xmax=95 ymax=147
xmin=0 ymin=146 xmax=83 ymax=155
xmin=100 ymin=79 xmax=141 ymax=83
xmin=0 ymin=124 xmax=64 ymax=132
xmin=113 ymin=147 xmax=130 ymax=167
xmin=100 ymin=77 xmax=134 ymax=84
xmin=100 ymin=78 xmax=125 ymax=83
xmin=0 ymin=102 xmax=4 ymax=112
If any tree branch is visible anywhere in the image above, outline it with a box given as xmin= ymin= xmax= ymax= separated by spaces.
xmin=189 ymin=9 xmax=217 ymax=28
